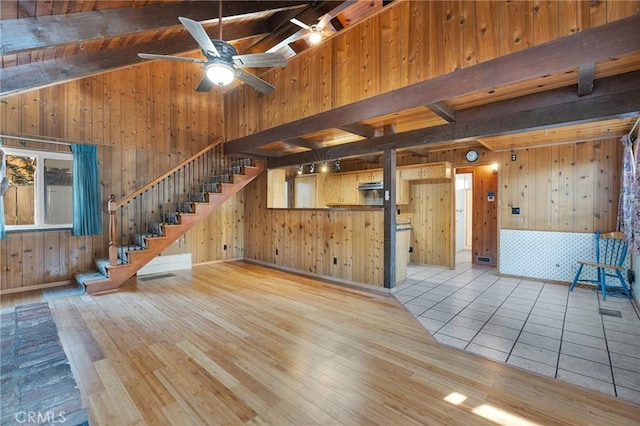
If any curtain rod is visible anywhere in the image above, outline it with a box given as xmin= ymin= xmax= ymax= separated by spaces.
xmin=0 ymin=134 xmax=74 ymax=147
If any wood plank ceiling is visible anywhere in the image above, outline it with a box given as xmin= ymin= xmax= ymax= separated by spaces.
xmin=1 ymin=1 xmax=639 ymax=165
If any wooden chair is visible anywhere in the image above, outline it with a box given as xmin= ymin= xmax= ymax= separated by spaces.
xmin=570 ymin=231 xmax=631 ymax=300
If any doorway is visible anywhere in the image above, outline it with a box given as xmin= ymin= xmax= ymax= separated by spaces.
xmin=455 ymin=173 xmax=473 ymax=264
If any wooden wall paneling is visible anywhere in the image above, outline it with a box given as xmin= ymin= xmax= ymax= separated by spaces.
xmin=317 ymin=210 xmax=331 ymax=276
xmin=109 ymin=72 xmax=124 ymax=147
xmin=532 ymin=145 xmax=552 ymax=230
xmin=272 ymin=209 xmax=284 ymax=265
xmin=593 ymin=138 xmax=620 ymax=232
xmin=20 ymin=232 xmax=42 ymax=287
xmin=3 ymin=233 xmax=23 ymax=290
xmin=500 ymin=0 xmax=534 ymax=54
xmin=122 ymin=60 xmax=137 ymax=149
xmin=352 ymin=210 xmax=367 ymax=282
xmin=23 ymin=92 xmax=41 ymax=137
xmin=434 ymin=0 xmax=462 ymax=76
xmin=475 ymin=0 xmax=501 ymax=62
xmin=134 ymin=65 xmax=148 ymax=149
xmin=302 ymin=209 xmax=315 ymax=272
xmin=405 ymin=0 xmax=428 ymax=84
xmin=318 ymin=41 xmax=333 ymax=113
xmin=533 ymin=0 xmax=560 ymax=45
xmin=42 ymin=230 xmax=61 ymax=282
xmin=555 ymin=143 xmax=576 ymax=230
xmin=172 ymin=61 xmax=187 ymax=154
xmin=578 ymin=0 xmax=606 ymax=31
xmin=460 ymin=0 xmax=478 ymax=69
xmin=574 ymin=141 xmax=595 ymax=231
xmin=331 ymin=22 xmax=353 ymax=108
xmin=378 ymin=3 xmax=403 ymax=92
xmin=361 ymin=15 xmax=379 ymax=100
xmin=151 ymin=61 xmax=168 ymax=153
xmin=607 ymin=0 xmax=640 ymax=22
xmin=557 ymin=0 xmax=578 ymax=38
xmin=90 ymin=75 xmax=104 ymax=144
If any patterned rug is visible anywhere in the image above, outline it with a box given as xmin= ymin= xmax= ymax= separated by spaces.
xmin=0 ymin=302 xmax=89 ymax=426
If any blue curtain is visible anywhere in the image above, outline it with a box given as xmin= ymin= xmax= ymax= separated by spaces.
xmin=71 ymin=144 xmax=103 ymax=236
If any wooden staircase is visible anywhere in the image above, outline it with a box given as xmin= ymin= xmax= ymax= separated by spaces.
xmin=75 ymin=141 xmax=263 ymax=295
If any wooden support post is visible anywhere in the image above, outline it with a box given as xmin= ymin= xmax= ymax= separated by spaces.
xmin=383 ymin=148 xmax=397 ymax=289
xmin=108 ymin=194 xmax=118 ymax=267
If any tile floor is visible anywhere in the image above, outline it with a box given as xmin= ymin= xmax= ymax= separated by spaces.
xmin=395 ymin=251 xmax=640 ymax=405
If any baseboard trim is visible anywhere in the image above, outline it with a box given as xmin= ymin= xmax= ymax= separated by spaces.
xmin=0 ymin=280 xmax=72 ymax=295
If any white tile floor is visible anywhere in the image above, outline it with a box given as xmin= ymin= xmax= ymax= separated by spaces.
xmin=395 ymin=251 xmax=640 ymax=404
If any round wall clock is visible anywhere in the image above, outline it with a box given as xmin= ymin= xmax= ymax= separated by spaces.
xmin=465 ymin=150 xmax=479 ymax=162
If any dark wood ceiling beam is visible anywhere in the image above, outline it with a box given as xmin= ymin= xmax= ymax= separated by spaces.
xmin=0 ymin=1 xmax=309 ymax=55
xmin=266 ymin=72 xmax=640 ymax=167
xmin=339 ymin=122 xmax=378 ymax=138
xmin=426 ymin=102 xmax=457 ymax=122
xmin=284 ymin=137 xmax=325 ymax=150
xmin=245 ymin=1 xmax=345 ymax=54
xmin=0 ymin=19 xmax=273 ymax=97
xmin=578 ymin=63 xmax=595 ymax=96
xmin=225 ymin=14 xmax=640 ymax=154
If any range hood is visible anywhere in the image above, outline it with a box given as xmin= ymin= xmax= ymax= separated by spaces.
xmin=358 ymin=182 xmax=383 ymax=190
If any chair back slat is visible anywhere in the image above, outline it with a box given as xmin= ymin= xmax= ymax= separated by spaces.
xmin=597 ymin=231 xmax=628 ymax=267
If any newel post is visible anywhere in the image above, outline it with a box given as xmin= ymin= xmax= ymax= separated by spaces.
xmin=108 ymin=194 xmax=118 ymax=266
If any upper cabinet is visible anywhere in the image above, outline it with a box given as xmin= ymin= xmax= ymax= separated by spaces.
xmin=289 ymin=162 xmax=451 ymax=209
xmin=400 ymin=162 xmax=451 ymax=181
xmin=324 ymin=174 xmax=359 ymax=205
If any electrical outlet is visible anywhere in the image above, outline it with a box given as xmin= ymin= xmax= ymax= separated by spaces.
xmin=512 ymin=207 xmax=520 ymax=214
xmin=223 ymin=244 xmax=227 ymax=251
xmin=409 ymin=246 xmax=414 ymax=253
xmin=511 ymin=153 xmax=517 ymax=161
xmin=275 ymin=249 xmax=278 ymax=255
xmin=333 ymin=257 xmax=338 ymax=265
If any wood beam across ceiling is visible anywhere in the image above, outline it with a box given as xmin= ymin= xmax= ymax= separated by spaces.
xmin=0 ymin=15 xmax=274 ymax=96
xmin=266 ymin=71 xmax=640 ymax=168
xmin=224 ymin=14 xmax=640 ymax=155
xmin=0 ymin=2 xmax=309 ymax=56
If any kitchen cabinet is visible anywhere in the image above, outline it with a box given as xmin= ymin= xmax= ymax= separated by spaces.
xmin=325 ymin=173 xmax=358 ymax=205
xmin=399 ymin=162 xmax=452 ymax=181
xmin=294 ymin=175 xmax=326 ymax=208
xmin=267 ymin=169 xmax=287 ymax=208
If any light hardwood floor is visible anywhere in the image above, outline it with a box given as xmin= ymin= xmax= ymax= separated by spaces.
xmin=2 ymin=261 xmax=639 ymax=425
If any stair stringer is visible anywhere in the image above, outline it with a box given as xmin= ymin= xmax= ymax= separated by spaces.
xmin=82 ymin=163 xmax=264 ymax=295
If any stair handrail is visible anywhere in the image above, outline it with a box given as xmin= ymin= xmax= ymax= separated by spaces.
xmin=114 ymin=138 xmax=224 ymax=209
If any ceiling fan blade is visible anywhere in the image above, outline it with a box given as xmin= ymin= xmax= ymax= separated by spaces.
xmin=138 ymin=53 xmax=204 ymax=64
xmin=234 ymin=69 xmax=275 ymax=95
xmin=318 ymin=14 xmax=332 ymax=30
xmin=194 ymin=75 xmax=214 ymax=92
xmin=290 ymin=18 xmax=312 ymax=31
xmin=178 ymin=17 xmax=220 ymax=57
xmin=232 ymin=53 xmax=287 ymax=68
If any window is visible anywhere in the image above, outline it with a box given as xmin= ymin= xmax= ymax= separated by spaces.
xmin=3 ymin=147 xmax=73 ymax=230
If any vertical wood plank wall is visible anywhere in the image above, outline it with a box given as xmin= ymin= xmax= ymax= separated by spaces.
xmin=224 ymin=0 xmax=638 ymax=139
xmin=0 ymin=60 xmax=229 ymax=291
xmin=244 ymin=174 xmax=384 ymax=286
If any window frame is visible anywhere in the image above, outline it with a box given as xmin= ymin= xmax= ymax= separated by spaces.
xmin=3 ymin=146 xmax=74 ymax=231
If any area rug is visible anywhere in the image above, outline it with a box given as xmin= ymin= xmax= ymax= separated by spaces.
xmin=0 ymin=302 xmax=89 ymax=426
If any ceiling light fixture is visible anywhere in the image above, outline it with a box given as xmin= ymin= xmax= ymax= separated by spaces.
xmin=320 ymin=162 xmax=328 ymax=173
xmin=309 ymin=163 xmax=316 ymax=173
xmin=308 ymin=27 xmax=323 ymax=45
xmin=333 ymin=159 xmax=341 ymax=171
xmin=297 ymin=165 xmax=304 ymax=175
xmin=205 ymin=62 xmax=235 ymax=86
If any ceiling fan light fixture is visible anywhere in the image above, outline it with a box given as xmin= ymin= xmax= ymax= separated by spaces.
xmin=205 ymin=62 xmax=235 ymax=86
xmin=308 ymin=28 xmax=323 ymax=45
